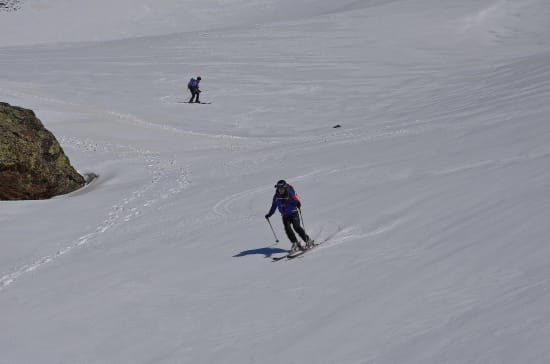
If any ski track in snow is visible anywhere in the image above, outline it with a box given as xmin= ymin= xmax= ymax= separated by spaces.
xmin=211 ymin=168 xmax=334 ymax=221
xmin=0 ymin=85 xmax=249 ymax=142
xmin=0 ymin=134 xmax=192 ymax=292
xmin=280 ymin=216 xmax=406 ymax=263
xmin=105 ymin=109 xmax=250 ymax=141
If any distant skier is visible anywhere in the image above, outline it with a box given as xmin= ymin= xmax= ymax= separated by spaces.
xmin=187 ymin=76 xmax=202 ymax=103
xmin=265 ymin=180 xmax=313 ymax=252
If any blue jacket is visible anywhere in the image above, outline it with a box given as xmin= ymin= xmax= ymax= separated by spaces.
xmin=267 ymin=186 xmax=301 ymax=217
xmin=188 ymin=78 xmax=200 ymax=91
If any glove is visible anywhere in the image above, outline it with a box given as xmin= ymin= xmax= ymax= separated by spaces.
xmin=296 ymin=201 xmax=301 ymax=209
xmin=265 ymin=214 xmax=270 ymax=219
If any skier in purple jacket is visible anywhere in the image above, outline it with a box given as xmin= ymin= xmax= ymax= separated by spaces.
xmin=265 ymin=180 xmax=313 ymax=252
xmin=187 ymin=76 xmax=201 ymax=103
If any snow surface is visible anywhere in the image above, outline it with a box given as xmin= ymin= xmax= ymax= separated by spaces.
xmin=1 ymin=0 xmax=550 ymax=363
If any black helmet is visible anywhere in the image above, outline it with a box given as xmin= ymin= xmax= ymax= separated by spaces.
xmin=197 ymin=76 xmax=202 ymax=80
xmin=275 ymin=180 xmax=287 ymax=188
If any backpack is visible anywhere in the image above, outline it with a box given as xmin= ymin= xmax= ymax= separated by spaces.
xmin=284 ymin=184 xmax=302 ymax=211
xmin=188 ymin=78 xmax=197 ymax=89
xmin=286 ymin=183 xmax=296 ymax=196
xmin=284 ymin=184 xmax=299 ymax=202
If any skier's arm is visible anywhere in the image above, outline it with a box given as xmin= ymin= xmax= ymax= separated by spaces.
xmin=265 ymin=195 xmax=277 ymax=218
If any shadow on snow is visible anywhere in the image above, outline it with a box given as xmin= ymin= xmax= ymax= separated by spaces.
xmin=233 ymin=245 xmax=289 ymax=258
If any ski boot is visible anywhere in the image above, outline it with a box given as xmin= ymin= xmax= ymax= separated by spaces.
xmin=291 ymin=241 xmax=306 ymax=253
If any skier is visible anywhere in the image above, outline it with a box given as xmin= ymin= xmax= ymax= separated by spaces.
xmin=265 ymin=180 xmax=313 ymax=252
xmin=187 ymin=76 xmax=202 ymax=103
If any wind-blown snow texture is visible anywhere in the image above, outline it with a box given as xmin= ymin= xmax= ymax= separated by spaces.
xmin=1 ymin=1 xmax=550 ymax=363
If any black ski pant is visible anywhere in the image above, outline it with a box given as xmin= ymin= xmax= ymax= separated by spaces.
xmin=188 ymin=89 xmax=200 ymax=103
xmin=282 ymin=212 xmax=309 ymax=244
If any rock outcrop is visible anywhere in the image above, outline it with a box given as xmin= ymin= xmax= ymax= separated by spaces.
xmin=0 ymin=0 xmax=21 ymax=12
xmin=0 ymin=102 xmax=85 ymax=200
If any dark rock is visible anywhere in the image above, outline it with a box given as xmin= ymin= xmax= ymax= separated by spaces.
xmin=0 ymin=102 xmax=85 ymax=200
xmin=0 ymin=0 xmax=21 ymax=11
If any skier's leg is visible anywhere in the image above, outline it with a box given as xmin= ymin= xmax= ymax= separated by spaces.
xmin=282 ymin=215 xmax=298 ymax=245
xmin=195 ymin=91 xmax=200 ymax=103
xmin=189 ymin=89 xmax=195 ymax=103
xmin=290 ymin=213 xmax=310 ymax=245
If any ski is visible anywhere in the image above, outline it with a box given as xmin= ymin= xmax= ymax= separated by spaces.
xmin=271 ymin=241 xmax=318 ymax=262
xmin=271 ymin=254 xmax=290 ymax=262
xmin=286 ymin=242 xmax=320 ymax=259
xmin=271 ymin=249 xmax=303 ymax=262
xmin=177 ymin=101 xmax=211 ymax=104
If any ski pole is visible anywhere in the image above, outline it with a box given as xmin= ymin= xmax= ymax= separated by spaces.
xmin=266 ymin=217 xmax=279 ymax=243
xmin=298 ymin=208 xmax=306 ymax=231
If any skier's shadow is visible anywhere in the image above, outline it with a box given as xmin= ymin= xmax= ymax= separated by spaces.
xmin=233 ymin=245 xmax=289 ymax=258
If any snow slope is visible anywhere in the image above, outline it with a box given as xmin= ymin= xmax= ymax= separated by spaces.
xmin=1 ymin=0 xmax=550 ymax=363
xmin=0 ymin=0 xmax=365 ymax=46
